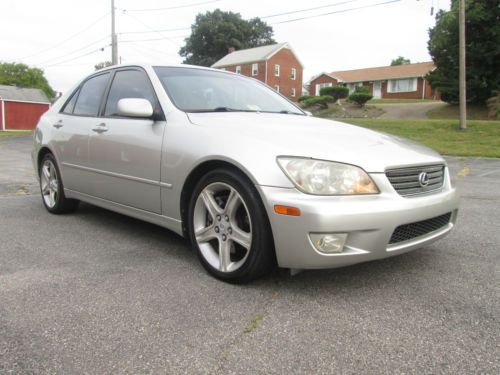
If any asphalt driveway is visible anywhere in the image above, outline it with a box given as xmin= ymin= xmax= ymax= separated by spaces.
xmin=1 ymin=137 xmax=499 ymax=374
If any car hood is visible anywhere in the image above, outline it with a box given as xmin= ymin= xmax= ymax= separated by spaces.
xmin=186 ymin=112 xmax=444 ymax=173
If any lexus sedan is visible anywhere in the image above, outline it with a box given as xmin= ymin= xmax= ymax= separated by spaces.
xmin=33 ymin=64 xmax=459 ymax=282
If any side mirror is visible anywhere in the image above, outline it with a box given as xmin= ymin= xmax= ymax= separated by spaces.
xmin=117 ymin=98 xmax=154 ymax=118
xmin=304 ymin=110 xmax=313 ymax=116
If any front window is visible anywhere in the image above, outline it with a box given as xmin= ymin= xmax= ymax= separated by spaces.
xmin=252 ymin=63 xmax=258 ymax=76
xmin=154 ymin=67 xmax=303 ymax=115
xmin=388 ymin=78 xmax=417 ymax=93
xmin=275 ymin=64 xmax=280 ymax=77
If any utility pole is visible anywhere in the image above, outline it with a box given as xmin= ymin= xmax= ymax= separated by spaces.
xmin=111 ymin=0 xmax=118 ymax=65
xmin=459 ymin=0 xmax=466 ymax=130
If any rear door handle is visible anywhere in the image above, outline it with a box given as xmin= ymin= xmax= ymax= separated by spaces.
xmin=92 ymin=123 xmax=108 ymax=133
xmin=53 ymin=120 xmax=63 ymax=129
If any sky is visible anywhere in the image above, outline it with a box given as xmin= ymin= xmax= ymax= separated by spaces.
xmin=0 ymin=0 xmax=451 ymax=93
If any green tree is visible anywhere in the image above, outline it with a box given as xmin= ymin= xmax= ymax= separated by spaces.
xmin=0 ymin=62 xmax=55 ymax=99
xmin=179 ymin=9 xmax=275 ymax=66
xmin=94 ymin=61 xmax=112 ymax=71
xmin=390 ymin=56 xmax=411 ymax=66
xmin=427 ymin=0 xmax=500 ymax=104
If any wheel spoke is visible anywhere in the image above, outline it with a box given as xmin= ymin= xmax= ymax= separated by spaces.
xmin=42 ymin=165 xmax=50 ymax=181
xmin=200 ymin=190 xmax=223 ymax=219
xmin=195 ymin=225 xmax=217 ymax=243
xmin=231 ymin=226 xmax=252 ymax=250
xmin=49 ymin=164 xmax=56 ymax=180
xmin=49 ymin=189 xmax=55 ymax=206
xmin=218 ymin=239 xmax=231 ymax=272
xmin=41 ymin=181 xmax=50 ymax=194
xmin=224 ymin=188 xmax=240 ymax=216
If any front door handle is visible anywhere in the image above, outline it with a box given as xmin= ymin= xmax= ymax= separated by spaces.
xmin=92 ymin=123 xmax=108 ymax=133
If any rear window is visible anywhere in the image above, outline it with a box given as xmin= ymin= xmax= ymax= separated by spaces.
xmin=73 ymin=73 xmax=110 ymax=116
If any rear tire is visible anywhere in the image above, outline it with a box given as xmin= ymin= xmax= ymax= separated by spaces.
xmin=39 ymin=153 xmax=79 ymax=214
xmin=188 ymin=168 xmax=275 ymax=283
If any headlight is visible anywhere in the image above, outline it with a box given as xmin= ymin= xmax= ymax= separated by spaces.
xmin=277 ymin=157 xmax=379 ymax=195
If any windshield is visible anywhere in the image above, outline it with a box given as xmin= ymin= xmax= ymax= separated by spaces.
xmin=154 ymin=67 xmax=304 ymax=115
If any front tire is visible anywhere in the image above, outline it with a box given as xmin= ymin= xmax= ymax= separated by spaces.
xmin=188 ymin=168 xmax=275 ymax=283
xmin=39 ymin=153 xmax=79 ymax=214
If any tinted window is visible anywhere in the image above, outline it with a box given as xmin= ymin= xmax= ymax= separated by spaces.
xmin=104 ymin=70 xmax=156 ymax=116
xmin=73 ymin=73 xmax=110 ymax=116
xmin=61 ymin=88 xmax=80 ymax=114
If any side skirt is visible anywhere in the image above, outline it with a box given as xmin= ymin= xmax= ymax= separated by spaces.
xmin=64 ymin=188 xmax=184 ymax=236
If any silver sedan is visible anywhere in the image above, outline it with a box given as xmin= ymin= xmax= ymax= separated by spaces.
xmin=32 ymin=64 xmax=460 ymax=282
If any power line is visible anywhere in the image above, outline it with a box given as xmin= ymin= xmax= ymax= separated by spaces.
xmin=120 ymin=35 xmax=189 ymax=43
xmin=119 ymin=27 xmax=191 ymax=35
xmin=122 ymin=12 xmax=181 ymax=47
xmin=261 ymin=0 xmax=364 ymax=19
xmin=272 ymin=0 xmax=402 ymax=24
xmin=120 ymin=0 xmax=221 ymax=13
xmin=34 ymin=36 xmax=111 ymax=66
xmin=44 ymin=45 xmax=110 ymax=68
xmin=20 ymin=12 xmax=109 ymax=61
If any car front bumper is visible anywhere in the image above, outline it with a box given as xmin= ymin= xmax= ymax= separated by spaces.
xmin=258 ymin=172 xmax=460 ymax=269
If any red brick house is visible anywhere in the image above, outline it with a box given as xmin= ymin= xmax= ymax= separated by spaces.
xmin=309 ymin=62 xmax=439 ymax=100
xmin=211 ymin=42 xmax=303 ymax=101
xmin=0 ymin=85 xmax=50 ymax=130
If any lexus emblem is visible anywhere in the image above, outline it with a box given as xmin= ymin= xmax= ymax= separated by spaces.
xmin=418 ymin=172 xmax=430 ymax=187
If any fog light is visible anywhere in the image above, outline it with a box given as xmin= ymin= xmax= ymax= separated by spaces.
xmin=309 ymin=233 xmax=348 ymax=254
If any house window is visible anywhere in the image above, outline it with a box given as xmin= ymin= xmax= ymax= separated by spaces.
xmin=274 ymin=64 xmax=280 ymax=77
xmin=315 ymin=82 xmax=332 ymax=96
xmin=235 ymin=65 xmax=241 ymax=74
xmin=291 ymin=68 xmax=296 ymax=80
xmin=388 ymin=78 xmax=417 ymax=93
xmin=346 ymin=82 xmax=363 ymax=94
xmin=252 ymin=63 xmax=258 ymax=76
xmin=274 ymin=85 xmax=280 ymax=93
xmin=291 ymin=88 xmax=296 ymax=97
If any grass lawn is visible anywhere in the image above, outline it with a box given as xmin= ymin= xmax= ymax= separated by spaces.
xmin=0 ymin=130 xmax=32 ymax=138
xmin=427 ymin=103 xmax=492 ymax=120
xmin=341 ymin=118 xmax=500 ymax=158
xmin=368 ymin=99 xmax=440 ymax=104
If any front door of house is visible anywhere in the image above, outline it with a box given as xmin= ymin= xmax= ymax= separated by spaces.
xmin=373 ymin=81 xmax=382 ymax=99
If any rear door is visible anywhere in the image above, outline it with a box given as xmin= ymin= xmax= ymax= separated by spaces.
xmin=88 ymin=68 xmax=165 ymax=214
xmin=52 ymin=72 xmax=111 ymax=194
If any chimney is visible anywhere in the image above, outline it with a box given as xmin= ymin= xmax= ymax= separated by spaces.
xmin=228 ymin=47 xmax=236 ymax=54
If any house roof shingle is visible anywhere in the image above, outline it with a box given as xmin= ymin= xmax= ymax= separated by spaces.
xmin=211 ymin=42 xmax=290 ymax=68
xmin=327 ymin=61 xmax=436 ymax=83
xmin=0 ymin=85 xmax=50 ymax=103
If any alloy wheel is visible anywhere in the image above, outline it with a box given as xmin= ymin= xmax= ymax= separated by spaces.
xmin=193 ymin=182 xmax=252 ymax=273
xmin=40 ymin=159 xmax=59 ymax=208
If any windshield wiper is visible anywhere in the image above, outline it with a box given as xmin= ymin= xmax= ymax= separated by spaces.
xmin=189 ymin=107 xmax=258 ymax=113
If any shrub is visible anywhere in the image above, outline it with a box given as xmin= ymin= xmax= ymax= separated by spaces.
xmin=319 ymin=86 xmax=349 ymax=101
xmin=354 ymin=85 xmax=370 ymax=94
xmin=302 ymin=95 xmax=334 ymax=109
xmin=349 ymin=92 xmax=373 ymax=107
xmin=298 ymin=95 xmax=313 ymax=103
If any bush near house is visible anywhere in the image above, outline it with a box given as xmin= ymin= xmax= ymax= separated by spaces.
xmin=302 ymin=95 xmax=334 ymax=109
xmin=349 ymin=87 xmax=373 ymax=107
xmin=298 ymin=95 xmax=313 ymax=103
xmin=319 ymin=86 xmax=349 ymax=102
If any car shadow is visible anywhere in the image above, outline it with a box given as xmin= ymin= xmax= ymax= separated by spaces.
xmin=74 ymin=202 xmax=440 ymax=294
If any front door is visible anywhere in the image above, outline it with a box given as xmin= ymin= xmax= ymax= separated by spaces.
xmin=88 ymin=68 xmax=165 ymax=214
xmin=52 ymin=72 xmax=111 ymax=195
xmin=373 ymin=81 xmax=382 ymax=99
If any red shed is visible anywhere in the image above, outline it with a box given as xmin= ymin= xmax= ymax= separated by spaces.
xmin=0 ymin=85 xmax=51 ymax=130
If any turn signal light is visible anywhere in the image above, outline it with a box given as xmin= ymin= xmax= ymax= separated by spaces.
xmin=274 ymin=205 xmax=301 ymax=216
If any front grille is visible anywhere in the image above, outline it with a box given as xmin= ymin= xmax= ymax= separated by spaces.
xmin=386 ymin=164 xmax=445 ymax=197
xmin=389 ymin=212 xmax=452 ymax=244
